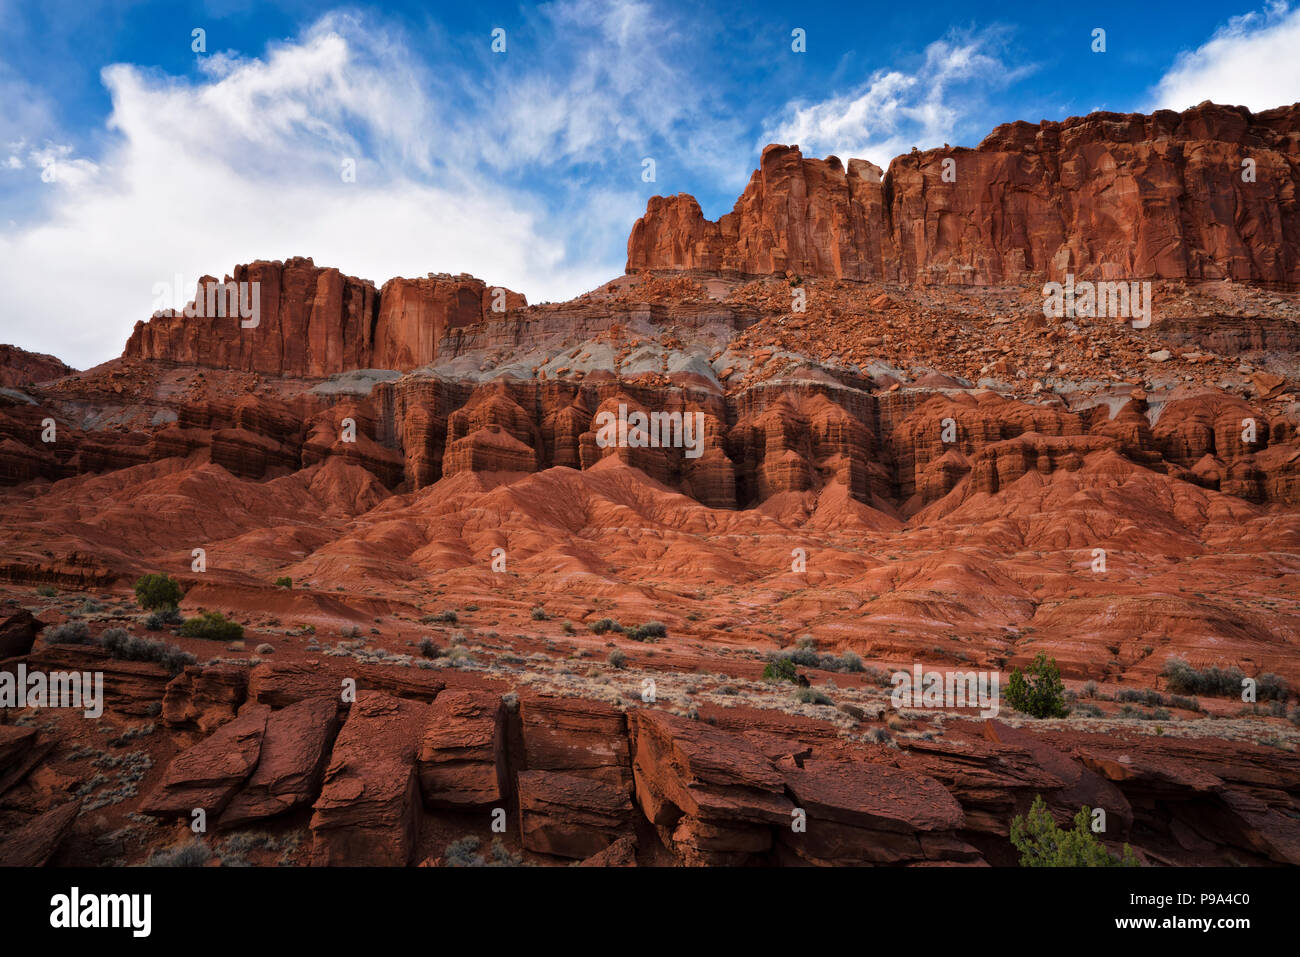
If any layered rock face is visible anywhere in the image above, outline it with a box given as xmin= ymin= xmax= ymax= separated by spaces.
xmin=374 ymin=276 xmax=526 ymax=371
xmin=627 ymin=102 xmax=1300 ymax=285
xmin=7 ymin=354 xmax=1300 ymax=510
xmin=18 ymin=649 xmax=1296 ymax=867
xmin=0 ymin=344 xmax=74 ymax=389
xmin=123 ymin=258 xmax=525 ymax=377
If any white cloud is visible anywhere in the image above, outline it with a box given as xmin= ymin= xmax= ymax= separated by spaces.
xmin=25 ymin=143 xmax=98 ymax=188
xmin=760 ymin=28 xmax=1031 ymax=169
xmin=0 ymin=3 xmax=722 ymax=369
xmin=1150 ymin=1 xmax=1300 ymax=112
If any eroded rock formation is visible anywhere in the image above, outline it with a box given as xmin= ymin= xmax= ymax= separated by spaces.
xmin=628 ymin=103 xmax=1300 ymax=285
xmin=123 ymin=258 xmax=525 ymax=377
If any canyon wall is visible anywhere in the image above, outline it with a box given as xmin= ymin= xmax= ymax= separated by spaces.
xmin=627 ymin=102 xmax=1300 ymax=285
xmin=8 ymin=366 xmax=1298 ymax=513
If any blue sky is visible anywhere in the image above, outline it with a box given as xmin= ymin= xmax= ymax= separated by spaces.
xmin=1 ymin=0 xmax=1299 ymax=367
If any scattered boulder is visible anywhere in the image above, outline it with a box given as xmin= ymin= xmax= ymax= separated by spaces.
xmin=517 ymin=769 xmax=634 ymax=859
xmin=0 ymin=609 xmax=45 ymax=658
xmin=0 ymin=800 xmax=81 ymax=866
xmin=163 ymin=663 xmax=250 ymax=733
xmin=778 ymin=759 xmax=976 ymax=865
xmin=520 ymin=694 xmax=631 ymax=790
xmin=140 ymin=705 xmax=270 ymax=818
xmin=220 ymin=697 xmax=340 ymax=828
xmin=310 ymin=691 xmax=431 ymax=866
xmin=578 ymin=833 xmax=638 ymax=867
xmin=630 ymin=710 xmax=793 ymax=864
xmin=418 ymin=690 xmax=505 ymax=808
xmin=0 ymin=725 xmax=38 ymax=771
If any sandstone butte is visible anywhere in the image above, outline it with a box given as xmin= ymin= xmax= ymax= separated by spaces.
xmin=1 ymin=101 xmax=1300 ymax=868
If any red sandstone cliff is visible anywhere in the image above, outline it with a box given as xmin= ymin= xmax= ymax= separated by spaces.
xmin=0 ymin=344 xmax=74 ymax=388
xmin=123 ymin=257 xmax=525 ymax=377
xmin=627 ymin=101 xmax=1300 ymax=285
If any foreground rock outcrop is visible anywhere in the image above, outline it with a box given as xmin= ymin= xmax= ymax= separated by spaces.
xmin=309 ymin=691 xmax=430 ymax=866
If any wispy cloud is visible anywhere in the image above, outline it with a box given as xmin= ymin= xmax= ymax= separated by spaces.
xmin=759 ymin=27 xmax=1033 ymax=168
xmin=1150 ymin=1 xmax=1300 ymax=112
xmin=0 ymin=2 xmax=741 ymax=368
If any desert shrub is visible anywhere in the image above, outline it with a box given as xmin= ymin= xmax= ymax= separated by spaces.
xmin=762 ymin=657 xmax=799 ymax=683
xmin=814 ymin=650 xmax=865 ymax=672
xmin=132 ymin=573 xmax=182 ymax=611
xmin=589 ymin=618 xmax=623 ymax=635
xmin=442 ymin=837 xmax=481 ymax=867
xmin=101 ymin=629 xmax=196 ymax=675
xmin=426 ymin=610 xmax=457 ymax=624
xmin=793 ymin=687 xmax=833 ymax=706
xmin=1005 ymin=653 xmax=1069 ymax=718
xmin=446 ymin=647 xmax=476 ymax=667
xmin=146 ymin=839 xmax=212 ymax=867
xmin=1166 ymin=660 xmax=1288 ymax=702
xmin=1117 ymin=688 xmax=1164 ymax=706
xmin=607 ymin=649 xmax=627 ymax=669
xmin=773 ymin=638 xmax=863 ymax=674
xmin=100 ymin=627 xmax=130 ymax=646
xmin=863 ymin=666 xmax=894 ymax=688
xmin=419 ymin=637 xmax=441 ymax=659
xmin=837 ymin=650 xmax=865 ymax=673
xmin=1256 ymin=672 xmax=1290 ymax=702
xmin=1071 ymin=702 xmax=1104 ymax=718
xmin=530 ymin=606 xmax=548 ymax=621
xmin=1161 ymin=657 xmax=1244 ymax=697
xmin=35 ymin=584 xmax=57 ymax=597
xmin=45 ymin=621 xmax=92 ymax=645
xmin=1082 ymin=680 xmax=1098 ymax=698
xmin=782 ymin=636 xmax=821 ymax=667
xmin=1010 ymin=795 xmax=1140 ymax=867
xmin=443 ymin=836 xmax=525 ymax=867
xmin=144 ymin=607 xmax=184 ymax=630
xmin=273 ymin=576 xmax=292 ymax=589
xmin=626 ymin=622 xmax=666 ymax=642
xmin=178 ymin=610 xmax=244 ymax=641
